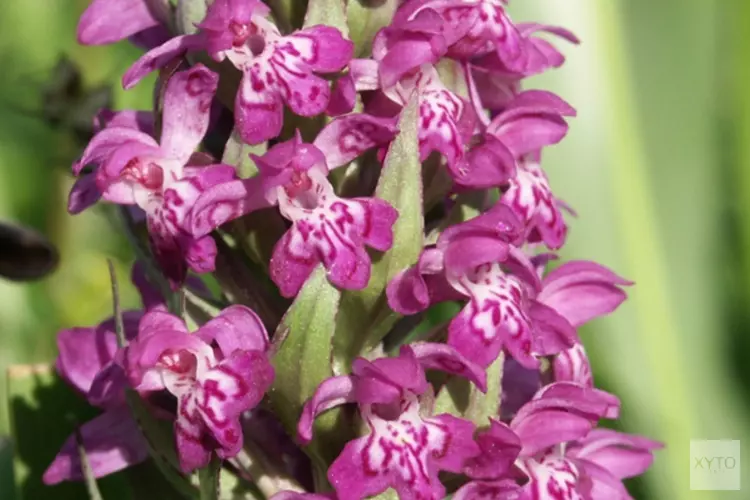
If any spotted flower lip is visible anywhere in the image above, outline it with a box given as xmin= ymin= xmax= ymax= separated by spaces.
xmin=73 ymin=65 xmax=239 ymax=286
xmin=190 ymin=135 xmax=398 ymax=297
xmin=121 ymin=0 xmax=354 ymax=144
xmin=388 ymin=204 xmax=577 ymax=368
xmin=298 ymin=345 xmax=484 ymax=500
xmin=77 ymin=0 xmax=171 ymax=47
xmin=125 ymin=305 xmax=274 ymax=472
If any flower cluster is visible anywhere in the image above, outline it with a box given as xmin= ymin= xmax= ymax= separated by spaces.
xmin=45 ymin=0 xmax=661 ymax=498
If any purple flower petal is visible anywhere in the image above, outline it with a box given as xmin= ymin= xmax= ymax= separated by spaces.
xmin=538 ymin=260 xmax=632 ymax=328
xmin=43 ymin=408 xmax=148 ymax=484
xmin=160 ymin=65 xmax=219 ymax=164
xmin=410 ymin=342 xmax=487 ymax=392
xmin=122 ymin=34 xmax=204 ymax=89
xmin=314 ymin=114 xmax=399 ymax=169
xmin=197 ymin=305 xmax=270 ymax=356
xmin=67 ymin=173 xmax=102 ymax=215
xmin=298 ymin=375 xmax=355 ymax=444
xmin=77 ymin=0 xmax=161 ymax=46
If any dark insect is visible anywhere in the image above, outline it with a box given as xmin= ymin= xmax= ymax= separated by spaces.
xmin=0 ymin=221 xmax=59 ymax=281
xmin=40 ymin=56 xmax=113 ymax=146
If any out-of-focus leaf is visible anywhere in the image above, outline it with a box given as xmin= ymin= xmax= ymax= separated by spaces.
xmin=197 ymin=456 xmax=220 ymax=500
xmin=176 ymin=0 xmax=207 ymax=35
xmin=332 ymin=97 xmax=423 ymax=373
xmin=7 ymin=364 xmax=131 ymax=500
xmin=304 ymin=0 xmax=349 ymax=36
xmin=269 ymin=266 xmax=350 ymax=474
xmin=222 ymin=128 xmax=266 ymax=179
xmin=346 ymin=0 xmax=398 ymax=57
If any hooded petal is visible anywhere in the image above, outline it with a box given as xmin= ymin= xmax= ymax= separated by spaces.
xmin=122 ymin=34 xmax=205 ymax=89
xmin=314 ymin=114 xmax=399 ymax=169
xmin=527 ymin=301 xmax=578 ymax=356
xmin=453 ymin=479 xmax=521 ymax=500
xmin=68 ymin=174 xmax=102 ymax=214
xmin=160 ymin=66 xmax=219 ymax=164
xmin=464 ymin=419 xmax=521 ymax=480
xmin=453 ymin=135 xmax=516 ymax=189
xmin=77 ymin=0 xmax=161 ymax=45
xmin=410 ymin=342 xmax=487 ymax=392
xmin=351 ymin=346 xmax=428 ymax=405
xmin=538 ymin=260 xmax=632 ymax=328
xmin=189 ymin=176 xmax=272 ymax=238
xmin=43 ymin=408 xmax=148 ymax=484
xmin=568 ymin=429 xmax=663 ymax=480
xmin=197 ymin=305 xmax=270 ymax=356
xmin=74 ymin=127 xmax=158 ymax=175
xmin=298 ymin=375 xmax=356 ymax=444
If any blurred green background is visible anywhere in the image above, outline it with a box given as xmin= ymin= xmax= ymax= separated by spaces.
xmin=0 ymin=0 xmax=747 ymax=499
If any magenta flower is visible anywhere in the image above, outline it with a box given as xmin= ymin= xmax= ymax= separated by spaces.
xmin=77 ymin=0 xmax=171 ymax=47
xmin=298 ymin=344 xmax=485 ymax=500
xmin=388 ymin=204 xmax=577 ymax=368
xmin=395 ymin=0 xmax=577 ymax=77
xmin=455 ymin=382 xmax=627 ymax=500
xmin=124 ymin=305 xmax=274 ymax=472
xmin=122 ymin=0 xmax=354 ymax=144
xmin=73 ymin=65 xmax=239 ymax=286
xmin=42 ymin=264 xmax=165 ymax=484
xmin=190 ymin=135 xmax=398 ymax=297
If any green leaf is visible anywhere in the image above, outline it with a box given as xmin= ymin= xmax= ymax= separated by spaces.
xmin=268 ymin=266 xmax=351 ymax=477
xmin=7 ymin=364 xmax=131 ymax=500
xmin=433 ymin=354 xmax=502 ymax=425
xmin=221 ymin=128 xmax=266 ymax=179
xmin=198 ymin=456 xmax=220 ymax=500
xmin=175 ymin=0 xmax=207 ymax=35
xmin=332 ymin=97 xmax=424 ymax=373
xmin=346 ymin=0 xmax=398 ymax=57
xmin=304 ymin=0 xmax=349 ymax=35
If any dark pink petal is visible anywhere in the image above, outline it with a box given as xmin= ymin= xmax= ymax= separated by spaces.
xmin=513 ymin=383 xmax=620 ymax=431
xmin=269 ymin=230 xmax=321 ymax=298
xmin=353 ymin=197 xmax=398 ymax=251
xmin=453 ymin=135 xmax=516 ymax=188
xmin=528 ymin=301 xmax=578 ymax=356
xmin=500 ymin=360 xmax=541 ymax=421
xmin=442 ymin=234 xmax=510 ymax=277
xmin=569 ymin=429 xmax=663 ymax=480
xmin=513 ymin=410 xmax=593 ymax=456
xmin=128 ymin=24 xmax=172 ymax=50
xmin=198 ymin=350 xmax=274 ymax=457
xmin=185 ymin=235 xmax=217 ymax=274
xmin=572 ymin=459 xmax=631 ymax=499
xmin=189 ymin=176 xmax=271 ymax=238
xmin=197 ymin=305 xmax=270 ymax=356
xmin=87 ymin=362 xmax=129 ymax=408
xmin=77 ymin=0 xmax=161 ymax=46
xmin=235 ymin=72 xmax=285 ymax=144
xmin=42 ymin=408 xmax=148 ymax=484
xmin=327 ymin=73 xmax=357 ymax=116
xmin=553 ymin=343 xmax=593 ymax=387
xmin=429 ymin=413 xmax=482 ymax=472
xmin=161 ymin=66 xmax=219 ymax=163
xmin=411 ymin=342 xmax=487 ymax=391
xmin=175 ymin=393 xmax=212 ymax=472
xmin=465 ymin=419 xmax=521 ymax=480
xmin=328 ymin=437 xmax=391 ymax=500
xmin=74 ymin=127 xmax=158 ymax=175
xmin=454 ymin=480 xmax=521 ymax=500
xmin=56 ymin=326 xmax=118 ymax=396
xmin=538 ymin=260 xmax=633 ymax=328
xmin=68 ymin=173 xmax=101 ymax=214
xmin=122 ymin=34 xmax=205 ymax=89
xmin=296 ymin=25 xmax=354 ymax=73
xmin=314 ymin=114 xmax=398 ymax=169
xmin=298 ymin=375 xmax=355 ymax=444
xmin=386 ymin=266 xmax=431 ymax=316
xmin=95 ymin=109 xmax=154 ymax=134
xmin=352 ymin=352 xmax=427 ymax=406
